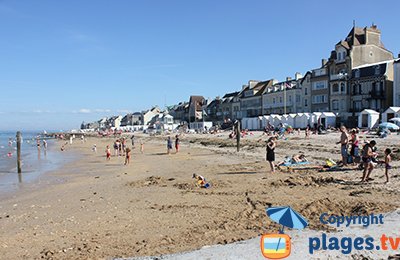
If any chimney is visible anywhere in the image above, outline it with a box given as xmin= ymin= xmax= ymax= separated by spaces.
xmin=286 ymin=77 xmax=292 ymax=81
xmin=295 ymin=72 xmax=303 ymax=80
xmin=322 ymin=59 xmax=327 ymax=67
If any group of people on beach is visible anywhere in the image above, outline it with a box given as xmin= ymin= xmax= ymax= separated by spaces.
xmin=167 ymin=135 xmax=180 ymax=154
xmin=337 ymin=126 xmax=392 ymax=183
xmin=263 ymin=125 xmax=393 ymax=183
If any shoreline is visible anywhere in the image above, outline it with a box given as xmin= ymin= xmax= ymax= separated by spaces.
xmin=0 ymin=132 xmax=399 ymax=259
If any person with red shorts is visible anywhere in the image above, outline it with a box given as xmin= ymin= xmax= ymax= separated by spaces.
xmin=175 ymin=135 xmax=180 ymax=153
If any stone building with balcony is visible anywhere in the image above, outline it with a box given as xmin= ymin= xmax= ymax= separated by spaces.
xmin=239 ymin=80 xmax=273 ymax=118
xmin=349 ymin=60 xmax=395 ymax=114
xmin=327 ymin=24 xmax=393 ymax=123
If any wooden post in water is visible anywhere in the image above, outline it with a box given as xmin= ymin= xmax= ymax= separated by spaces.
xmin=16 ymin=131 xmax=22 ymax=174
xmin=235 ymin=121 xmax=241 ymax=152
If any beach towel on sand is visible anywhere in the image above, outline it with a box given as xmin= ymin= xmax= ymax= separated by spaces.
xmin=280 ymin=161 xmax=310 ymax=167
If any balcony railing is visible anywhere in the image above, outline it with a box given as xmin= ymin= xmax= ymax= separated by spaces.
xmin=368 ymin=90 xmax=385 ymax=99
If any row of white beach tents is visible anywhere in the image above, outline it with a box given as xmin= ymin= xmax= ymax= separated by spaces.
xmin=241 ymin=112 xmax=337 ymax=130
xmin=359 ymin=107 xmax=400 ymax=129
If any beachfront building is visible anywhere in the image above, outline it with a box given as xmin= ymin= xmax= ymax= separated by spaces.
xmin=169 ymin=102 xmax=189 ymax=123
xmin=299 ymin=71 xmax=312 ymax=113
xmin=326 ymin=24 xmax=394 ymax=124
xmin=262 ymin=76 xmax=302 ymax=115
xmin=240 ymin=80 xmax=272 ymax=118
xmin=348 ymin=60 xmax=395 ymax=128
xmin=188 ymin=95 xmax=205 ymax=123
xmin=231 ymin=90 xmax=242 ymax=120
xmin=205 ymin=97 xmax=223 ymax=123
xmin=394 ymin=59 xmax=400 ymax=106
xmin=219 ymin=91 xmax=240 ymax=121
xmin=310 ymin=65 xmax=330 ymax=112
xmin=143 ymin=107 xmax=161 ymax=126
xmin=107 ymin=115 xmax=123 ymax=128
xmin=120 ymin=112 xmax=143 ymax=127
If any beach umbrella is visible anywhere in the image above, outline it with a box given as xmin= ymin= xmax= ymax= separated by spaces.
xmin=266 ymin=206 xmax=308 ymax=231
xmin=266 ymin=206 xmax=308 ymax=251
xmin=389 ymin=118 xmax=400 ymax=123
xmin=379 ymin=122 xmax=400 ymax=130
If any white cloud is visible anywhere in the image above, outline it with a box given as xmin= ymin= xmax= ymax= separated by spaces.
xmin=76 ymin=108 xmax=91 ymax=114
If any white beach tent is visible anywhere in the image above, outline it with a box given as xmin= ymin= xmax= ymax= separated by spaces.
xmin=320 ymin=112 xmax=337 ymax=128
xmin=310 ymin=112 xmax=322 ymax=127
xmin=358 ymin=109 xmax=380 ymax=129
xmin=241 ymin=117 xmax=249 ymax=130
xmin=242 ymin=117 xmax=258 ymax=130
xmin=250 ymin=117 xmax=260 ymax=130
xmin=270 ymin=114 xmax=282 ymax=128
xmin=381 ymin=107 xmax=400 ymax=122
xmin=260 ymin=115 xmax=271 ymax=129
xmin=281 ymin=114 xmax=295 ymax=127
xmin=294 ymin=113 xmax=311 ymax=129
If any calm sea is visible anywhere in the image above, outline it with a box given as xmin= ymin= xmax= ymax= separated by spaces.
xmin=0 ymin=131 xmax=72 ymax=195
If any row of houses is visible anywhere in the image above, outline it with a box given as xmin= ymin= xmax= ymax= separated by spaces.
xmin=167 ymin=24 xmax=400 ymax=128
xmin=82 ymin=24 xmax=400 ymax=131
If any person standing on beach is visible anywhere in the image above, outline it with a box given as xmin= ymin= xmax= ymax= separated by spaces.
xmin=167 ymin=136 xmax=173 ymax=154
xmin=266 ymin=137 xmax=277 ymax=173
xmin=175 ymin=135 xmax=180 ymax=153
xmin=43 ymin=140 xmax=47 ymax=151
xmin=131 ymin=135 xmax=135 ymax=148
xmin=349 ymin=128 xmax=359 ymax=164
xmin=361 ymin=140 xmax=376 ymax=182
xmin=140 ymin=141 xmax=144 ymax=154
xmin=337 ymin=126 xmax=349 ymax=166
xmin=114 ymin=140 xmax=120 ymax=157
xmin=124 ymin=147 xmax=131 ymax=165
xmin=384 ymin=148 xmax=392 ymax=184
xmin=106 ymin=145 xmax=111 ymax=160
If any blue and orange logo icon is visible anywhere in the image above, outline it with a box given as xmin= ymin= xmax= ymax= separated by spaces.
xmin=261 ymin=206 xmax=308 ymax=259
xmin=261 ymin=233 xmax=291 ymax=259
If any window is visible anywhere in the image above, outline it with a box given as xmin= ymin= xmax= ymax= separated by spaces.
xmin=273 ymin=98 xmax=276 ymax=104
xmin=312 ymin=81 xmax=327 ymax=90
xmin=338 ymin=52 xmax=342 ymax=60
xmin=342 ymin=51 xmax=346 ymax=59
xmin=340 ymin=83 xmax=345 ymax=92
xmin=375 ymin=65 xmax=381 ymax=75
xmin=355 ymin=69 xmax=360 ymax=78
xmin=288 ymin=95 xmax=292 ymax=102
xmin=304 ymin=99 xmax=308 ymax=107
xmin=304 ymin=88 xmax=308 ymax=95
xmin=279 ymin=97 xmax=282 ymax=103
xmin=296 ymin=95 xmax=300 ymax=103
xmin=332 ymin=100 xmax=339 ymax=110
xmin=312 ymin=95 xmax=327 ymax=104
xmin=332 ymin=83 xmax=339 ymax=93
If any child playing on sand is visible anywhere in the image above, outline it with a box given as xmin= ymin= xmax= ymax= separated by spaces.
xmin=92 ymin=144 xmax=97 ymax=153
xmin=125 ymin=147 xmax=131 ymax=165
xmin=192 ymin=173 xmax=210 ymax=188
xmin=106 ymin=145 xmax=111 ymax=160
xmin=384 ymin=148 xmax=392 ymax=184
xmin=140 ymin=141 xmax=144 ymax=154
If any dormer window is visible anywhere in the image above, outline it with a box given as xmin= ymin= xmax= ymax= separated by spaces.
xmin=374 ymin=65 xmax=381 ymax=75
xmin=355 ymin=69 xmax=360 ymax=78
xmin=338 ymin=52 xmax=342 ymax=60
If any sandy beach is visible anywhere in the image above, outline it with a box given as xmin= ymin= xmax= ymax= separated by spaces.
xmin=0 ymin=131 xmax=399 ymax=259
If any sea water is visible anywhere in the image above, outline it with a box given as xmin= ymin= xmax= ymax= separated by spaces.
xmin=0 ymin=131 xmax=72 ymax=195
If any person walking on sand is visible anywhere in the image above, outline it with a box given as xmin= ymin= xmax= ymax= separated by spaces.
xmin=361 ymin=140 xmax=376 ymax=182
xmin=175 ymin=135 xmax=180 ymax=153
xmin=337 ymin=126 xmax=349 ymax=166
xmin=124 ymin=147 xmax=131 ymax=165
xmin=266 ymin=137 xmax=277 ymax=173
xmin=106 ymin=145 xmax=111 ymax=161
xmin=114 ymin=140 xmax=120 ymax=157
xmin=167 ymin=136 xmax=173 ymax=154
xmin=350 ymin=128 xmax=360 ymax=164
xmin=384 ymin=148 xmax=392 ymax=184
xmin=140 ymin=141 xmax=144 ymax=154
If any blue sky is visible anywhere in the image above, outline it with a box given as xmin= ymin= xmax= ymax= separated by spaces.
xmin=0 ymin=0 xmax=399 ymax=131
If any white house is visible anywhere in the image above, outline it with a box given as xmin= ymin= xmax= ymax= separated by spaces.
xmin=381 ymin=107 xmax=400 ymax=122
xmin=358 ymin=109 xmax=380 ymax=129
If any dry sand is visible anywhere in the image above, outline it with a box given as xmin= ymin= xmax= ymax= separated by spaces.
xmin=0 ymin=131 xmax=399 ymax=259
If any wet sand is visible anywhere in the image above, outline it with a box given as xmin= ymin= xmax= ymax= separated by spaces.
xmin=0 ymin=132 xmax=399 ymax=259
